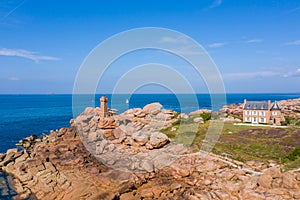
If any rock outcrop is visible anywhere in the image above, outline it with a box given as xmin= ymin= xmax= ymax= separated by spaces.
xmin=278 ymin=98 xmax=300 ymax=119
xmin=74 ymin=104 xmax=183 ymax=173
xmin=189 ymin=109 xmax=212 ymax=116
xmin=217 ymin=103 xmax=244 ymax=119
xmin=0 ymin=102 xmax=299 ymax=199
xmin=2 ymin=130 xmax=299 ymax=200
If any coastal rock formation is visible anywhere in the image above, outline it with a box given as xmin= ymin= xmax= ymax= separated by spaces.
xmin=278 ymin=98 xmax=300 ymax=119
xmin=189 ymin=109 xmax=212 ymax=116
xmin=222 ymin=116 xmax=242 ymax=123
xmin=217 ymin=103 xmax=244 ymax=119
xmin=193 ymin=117 xmax=204 ymax=123
xmin=0 ymin=102 xmax=300 ymax=199
xmin=73 ymin=103 xmax=182 ymax=173
xmin=149 ymin=132 xmax=169 ymax=148
xmin=142 ymin=102 xmax=162 ymax=115
xmin=1 ymin=128 xmax=299 ymax=200
xmin=0 ymin=172 xmax=18 ymax=199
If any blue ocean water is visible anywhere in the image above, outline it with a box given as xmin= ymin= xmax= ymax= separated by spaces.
xmin=1 ymin=93 xmax=300 ymax=153
xmin=0 ymin=93 xmax=300 ymax=199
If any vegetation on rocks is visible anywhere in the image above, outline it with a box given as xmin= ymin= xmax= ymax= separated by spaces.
xmin=163 ymin=118 xmax=300 ymax=170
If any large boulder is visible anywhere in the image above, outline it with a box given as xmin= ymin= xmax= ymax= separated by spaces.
xmin=134 ymin=109 xmax=146 ymax=118
xmin=132 ymin=132 xmax=148 ymax=145
xmin=282 ymin=172 xmax=299 ymax=189
xmin=143 ymin=103 xmax=162 ymax=115
xmin=149 ymin=132 xmax=169 ymax=148
xmin=193 ymin=117 xmax=204 ymax=123
xmin=113 ymin=127 xmax=126 ymax=141
xmin=263 ymin=166 xmax=282 ymax=178
xmin=189 ymin=109 xmax=211 ymax=116
xmin=178 ymin=113 xmax=189 ymax=119
xmin=154 ymin=113 xmax=168 ymax=120
xmin=258 ymin=174 xmax=272 ymax=188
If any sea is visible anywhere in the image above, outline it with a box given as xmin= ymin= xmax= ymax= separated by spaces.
xmin=0 ymin=93 xmax=300 ymax=199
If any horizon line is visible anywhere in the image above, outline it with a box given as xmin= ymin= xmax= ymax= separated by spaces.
xmin=0 ymin=92 xmax=300 ymax=95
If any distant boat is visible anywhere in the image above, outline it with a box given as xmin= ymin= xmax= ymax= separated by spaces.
xmin=126 ymin=99 xmax=129 ymax=104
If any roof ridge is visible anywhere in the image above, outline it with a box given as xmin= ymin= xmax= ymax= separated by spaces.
xmin=271 ymin=100 xmax=281 ymax=110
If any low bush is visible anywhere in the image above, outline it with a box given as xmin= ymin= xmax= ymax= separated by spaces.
xmin=200 ymin=113 xmax=212 ymax=121
xmin=172 ymin=119 xmax=182 ymax=126
xmin=285 ymin=117 xmax=300 ymax=126
xmin=285 ymin=146 xmax=300 ymax=161
xmin=173 ymin=111 xmax=180 ymax=119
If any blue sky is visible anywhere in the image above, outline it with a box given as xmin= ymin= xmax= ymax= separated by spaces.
xmin=0 ymin=0 xmax=300 ymax=94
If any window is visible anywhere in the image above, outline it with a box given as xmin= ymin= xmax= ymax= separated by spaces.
xmin=252 ymin=111 xmax=257 ymax=115
xmin=272 ymin=112 xmax=277 ymax=116
xmin=260 ymin=111 xmax=265 ymax=116
xmin=246 ymin=117 xmax=250 ymax=122
xmin=246 ymin=111 xmax=250 ymax=115
xmin=253 ymin=117 xmax=257 ymax=122
xmin=260 ymin=118 xmax=265 ymax=123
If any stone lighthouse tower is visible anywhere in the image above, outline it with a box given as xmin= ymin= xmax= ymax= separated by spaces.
xmin=100 ymin=96 xmax=108 ymax=118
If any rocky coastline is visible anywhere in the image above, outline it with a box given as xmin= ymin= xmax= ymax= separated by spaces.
xmin=0 ymin=100 xmax=300 ymax=199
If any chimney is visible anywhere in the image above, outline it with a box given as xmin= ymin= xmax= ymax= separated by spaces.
xmin=244 ymin=99 xmax=247 ymax=104
xmin=268 ymin=100 xmax=271 ymax=110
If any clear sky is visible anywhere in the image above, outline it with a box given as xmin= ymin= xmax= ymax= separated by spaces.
xmin=0 ymin=0 xmax=300 ymax=94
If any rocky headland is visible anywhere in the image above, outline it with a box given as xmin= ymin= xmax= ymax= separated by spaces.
xmin=0 ymin=100 xmax=300 ymax=199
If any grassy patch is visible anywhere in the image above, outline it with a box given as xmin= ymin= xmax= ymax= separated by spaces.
xmin=163 ymin=121 xmax=300 ymax=169
xmin=171 ymin=119 xmax=182 ymax=126
xmin=284 ymin=146 xmax=300 ymax=161
xmin=284 ymin=157 xmax=300 ymax=170
xmin=173 ymin=132 xmax=197 ymax=146
xmin=190 ymin=113 xmax=212 ymax=122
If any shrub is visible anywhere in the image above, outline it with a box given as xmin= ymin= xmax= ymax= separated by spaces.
xmin=199 ymin=113 xmax=211 ymax=122
xmin=189 ymin=113 xmax=211 ymax=122
xmin=281 ymin=121 xmax=287 ymax=126
xmin=173 ymin=112 xmax=180 ymax=119
xmin=172 ymin=119 xmax=182 ymax=126
xmin=285 ymin=147 xmax=300 ymax=161
xmin=285 ymin=117 xmax=300 ymax=126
